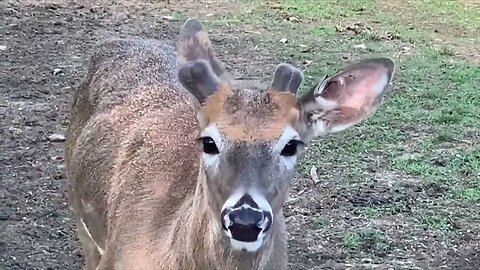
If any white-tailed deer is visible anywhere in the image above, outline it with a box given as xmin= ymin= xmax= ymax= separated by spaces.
xmin=65 ymin=18 xmax=395 ymax=270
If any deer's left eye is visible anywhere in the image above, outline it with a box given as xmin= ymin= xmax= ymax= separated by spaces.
xmin=199 ymin=136 xmax=219 ymax=155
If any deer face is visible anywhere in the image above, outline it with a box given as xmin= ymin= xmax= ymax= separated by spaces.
xmin=177 ymin=19 xmax=395 ymax=252
xmin=197 ymin=85 xmax=302 ymax=252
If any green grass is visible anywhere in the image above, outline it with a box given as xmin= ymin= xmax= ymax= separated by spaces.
xmin=308 ymin=216 xmax=328 ymax=230
xmin=360 ymin=206 xmax=390 ymax=218
xmin=417 ymin=212 xmax=451 ymax=230
xmin=416 ymin=0 xmax=480 ymax=34
xmin=342 ymin=229 xmax=392 ymax=256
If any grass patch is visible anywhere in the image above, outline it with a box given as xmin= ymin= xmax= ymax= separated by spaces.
xmin=342 ymin=229 xmax=392 ymax=256
xmin=453 ymin=187 xmax=480 ymax=203
xmin=360 ymin=207 xmax=383 ymax=218
xmin=415 ymin=0 xmax=480 ymax=34
xmin=206 ymin=1 xmax=480 ymax=193
xmin=417 ymin=212 xmax=451 ymax=230
xmin=308 ymin=216 xmax=328 ymax=230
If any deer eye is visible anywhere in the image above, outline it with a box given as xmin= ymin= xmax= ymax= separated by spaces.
xmin=280 ymin=140 xmax=303 ymax=157
xmin=199 ymin=136 xmax=219 ymax=155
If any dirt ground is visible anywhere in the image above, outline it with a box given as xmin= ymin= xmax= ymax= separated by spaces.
xmin=0 ymin=1 xmax=478 ymax=270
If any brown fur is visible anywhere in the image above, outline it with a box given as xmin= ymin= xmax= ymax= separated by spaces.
xmin=65 ymin=38 xmax=289 ymax=270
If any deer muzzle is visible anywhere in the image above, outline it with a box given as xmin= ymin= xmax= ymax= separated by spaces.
xmin=220 ymin=190 xmax=273 ymax=252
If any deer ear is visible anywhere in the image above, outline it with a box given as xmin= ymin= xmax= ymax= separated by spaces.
xmin=269 ymin=63 xmax=303 ymax=94
xmin=299 ymin=58 xmax=395 ymax=139
xmin=178 ymin=59 xmax=222 ymax=104
xmin=177 ymin=18 xmax=231 ymax=81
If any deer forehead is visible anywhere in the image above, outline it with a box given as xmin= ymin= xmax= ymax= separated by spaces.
xmin=201 ymin=86 xmax=300 ymax=141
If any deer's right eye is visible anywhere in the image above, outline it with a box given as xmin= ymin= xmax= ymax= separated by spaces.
xmin=200 ymin=136 xmax=219 ymax=155
xmin=280 ymin=139 xmax=303 ymax=157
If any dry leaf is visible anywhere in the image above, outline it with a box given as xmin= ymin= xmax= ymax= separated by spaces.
xmin=161 ymin=16 xmax=176 ymax=21
xmin=353 ymin=43 xmax=367 ymax=49
xmin=288 ymin=16 xmax=299 ymax=23
xmin=310 ymin=166 xmax=319 ymax=184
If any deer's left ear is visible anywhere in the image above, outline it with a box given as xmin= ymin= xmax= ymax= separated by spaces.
xmin=299 ymin=58 xmax=395 ymax=140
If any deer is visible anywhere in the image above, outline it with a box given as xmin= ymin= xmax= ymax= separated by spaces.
xmin=65 ymin=18 xmax=395 ymax=270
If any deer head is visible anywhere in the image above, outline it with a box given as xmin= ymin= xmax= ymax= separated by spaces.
xmin=177 ymin=18 xmax=395 ymax=252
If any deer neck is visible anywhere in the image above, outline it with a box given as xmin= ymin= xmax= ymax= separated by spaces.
xmin=164 ymin=171 xmax=274 ymax=270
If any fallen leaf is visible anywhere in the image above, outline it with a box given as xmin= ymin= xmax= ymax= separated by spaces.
xmin=353 ymin=43 xmax=367 ymax=49
xmin=303 ymin=60 xmax=313 ymax=66
xmin=161 ymin=15 xmax=176 ymax=21
xmin=288 ymin=16 xmax=299 ymax=23
xmin=310 ymin=166 xmax=319 ymax=184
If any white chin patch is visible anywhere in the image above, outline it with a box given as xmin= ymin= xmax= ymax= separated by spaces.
xmin=229 ymin=235 xmax=265 ymax=252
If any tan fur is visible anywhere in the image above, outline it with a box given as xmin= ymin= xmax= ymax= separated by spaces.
xmin=202 ymin=86 xmax=299 ymax=141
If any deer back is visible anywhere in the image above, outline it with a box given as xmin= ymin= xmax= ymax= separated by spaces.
xmin=65 ymin=38 xmax=201 ymax=253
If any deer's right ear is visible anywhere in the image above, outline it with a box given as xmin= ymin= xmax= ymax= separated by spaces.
xmin=177 ymin=18 xmax=231 ymax=81
xmin=269 ymin=63 xmax=303 ymax=94
xmin=178 ymin=59 xmax=222 ymax=104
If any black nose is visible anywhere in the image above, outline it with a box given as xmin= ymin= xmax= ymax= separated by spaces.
xmin=226 ymin=209 xmax=266 ymax=242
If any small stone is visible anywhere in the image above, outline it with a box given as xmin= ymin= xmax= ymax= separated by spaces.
xmin=279 ymin=38 xmax=288 ymax=44
xmin=48 ymin=133 xmax=66 ymax=142
xmin=53 ymin=68 xmax=62 ymax=75
xmin=0 ymin=45 xmax=6 ymax=51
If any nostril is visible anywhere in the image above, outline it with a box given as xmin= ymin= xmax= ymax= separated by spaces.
xmin=226 ymin=209 xmax=265 ymax=242
xmin=229 ymin=210 xmax=263 ymax=228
